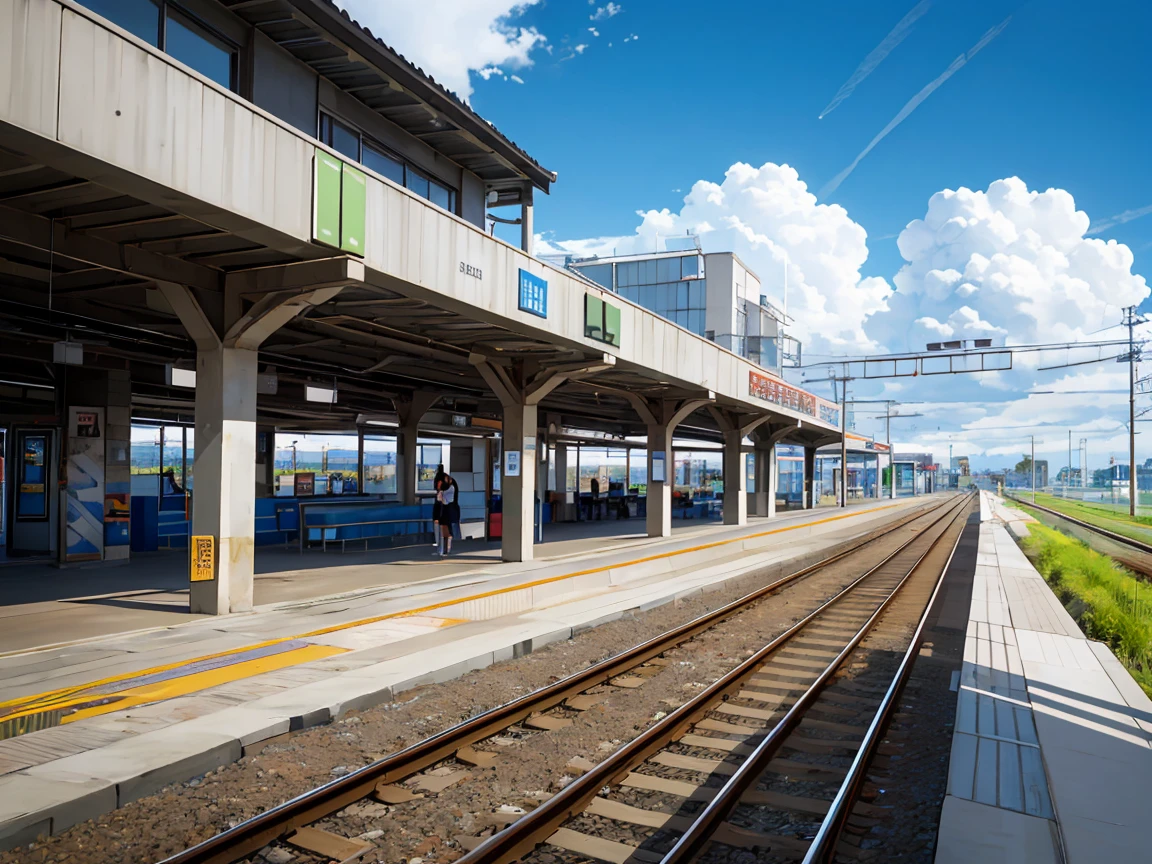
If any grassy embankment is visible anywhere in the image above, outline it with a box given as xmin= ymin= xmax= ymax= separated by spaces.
xmin=1018 ymin=520 xmax=1152 ymax=696
xmin=1017 ymin=491 xmax=1152 ymax=545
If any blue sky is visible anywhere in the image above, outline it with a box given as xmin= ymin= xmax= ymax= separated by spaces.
xmin=466 ymin=0 xmax=1152 ymax=282
xmin=350 ymin=0 xmax=1152 ymax=472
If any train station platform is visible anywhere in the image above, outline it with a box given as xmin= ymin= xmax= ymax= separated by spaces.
xmin=935 ymin=491 xmax=1152 ymax=864
xmin=0 ymin=495 xmax=937 ymax=849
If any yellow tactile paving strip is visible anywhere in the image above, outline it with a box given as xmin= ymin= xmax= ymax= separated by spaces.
xmin=0 ymin=502 xmax=904 ymax=728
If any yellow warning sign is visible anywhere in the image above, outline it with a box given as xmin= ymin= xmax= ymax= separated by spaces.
xmin=191 ymin=536 xmax=215 ymax=582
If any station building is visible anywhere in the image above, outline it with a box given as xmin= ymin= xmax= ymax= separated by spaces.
xmin=565 ymin=246 xmax=801 ymax=377
xmin=0 ymin=0 xmax=846 ymax=615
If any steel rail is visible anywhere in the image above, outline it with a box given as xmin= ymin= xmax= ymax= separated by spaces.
xmin=451 ymin=493 xmax=973 ymax=864
xmin=1005 ymin=493 xmax=1152 ymax=554
xmin=158 ymin=497 xmax=957 ymax=864
xmin=657 ymin=492 xmax=973 ymax=864
xmin=802 ymin=495 xmax=970 ymax=863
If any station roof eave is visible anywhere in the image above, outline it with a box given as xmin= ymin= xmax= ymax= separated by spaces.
xmin=222 ymin=0 xmax=555 ymax=196
xmin=0 ymin=1 xmax=840 ymax=443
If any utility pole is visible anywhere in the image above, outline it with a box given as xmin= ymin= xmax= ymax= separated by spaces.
xmin=843 ymin=384 xmax=850 ymax=507
xmin=1031 ymin=435 xmax=1036 ymax=504
xmin=1068 ymin=430 xmax=1073 ymax=494
xmin=1126 ymin=305 xmax=1139 ymax=516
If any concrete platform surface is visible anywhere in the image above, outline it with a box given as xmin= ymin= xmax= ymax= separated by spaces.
xmin=0 ymin=495 xmax=943 ymax=848
xmin=936 ymin=492 xmax=1152 ymax=864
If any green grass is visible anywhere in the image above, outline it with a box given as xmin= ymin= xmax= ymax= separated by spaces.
xmin=1019 ymin=522 xmax=1152 ymax=696
xmin=1019 ymin=492 xmax=1152 ymax=543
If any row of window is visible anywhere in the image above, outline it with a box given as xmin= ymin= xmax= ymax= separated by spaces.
xmin=575 ymin=256 xmax=703 ymax=292
xmin=616 ymin=280 xmax=706 ymax=312
xmin=87 ymin=0 xmax=238 ymax=90
xmin=83 ymin=2 xmax=459 ymax=216
xmin=319 ymin=114 xmax=457 ymax=214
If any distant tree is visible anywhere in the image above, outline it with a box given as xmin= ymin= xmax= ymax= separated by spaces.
xmin=1014 ymin=455 xmax=1033 ymax=474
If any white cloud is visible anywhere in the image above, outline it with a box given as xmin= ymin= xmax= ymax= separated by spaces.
xmin=540 ymin=168 xmax=1151 ymax=473
xmin=589 ymin=27 xmax=600 ymax=37
xmin=591 ymin=3 xmax=621 ymax=20
xmin=878 ymin=177 xmax=1149 ymax=351
xmin=476 ymin=65 xmax=506 ymax=80
xmin=624 ymin=33 xmax=639 ymax=42
xmin=510 ymin=74 xmax=525 ymax=84
xmin=819 ymin=0 xmax=933 ymax=119
xmin=821 ymin=17 xmax=1010 ymax=197
xmin=337 ymin=0 xmax=545 ymax=99
xmin=575 ymin=43 xmax=589 ymax=54
xmin=537 ymin=161 xmax=893 ymax=354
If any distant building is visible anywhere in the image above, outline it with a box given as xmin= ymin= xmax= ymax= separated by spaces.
xmin=563 ymin=244 xmax=801 ymax=376
xmin=951 ymin=455 xmax=971 ymax=477
xmin=894 ymin=452 xmax=935 ymax=470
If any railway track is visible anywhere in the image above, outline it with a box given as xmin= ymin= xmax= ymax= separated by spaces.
xmin=1004 ymin=493 xmax=1152 ymax=578
xmin=449 ymin=492 xmax=972 ymax=864
xmin=159 ymin=494 xmax=971 ymax=864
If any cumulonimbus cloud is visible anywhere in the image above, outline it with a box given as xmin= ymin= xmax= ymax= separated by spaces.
xmin=819 ymin=0 xmax=934 ymax=119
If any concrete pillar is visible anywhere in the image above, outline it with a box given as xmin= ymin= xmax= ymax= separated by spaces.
xmin=395 ymin=393 xmax=440 ymax=505
xmin=191 ymin=345 xmax=259 ymax=615
xmin=554 ymin=441 xmax=568 ymax=494
xmin=804 ymin=446 xmax=817 ymax=509
xmin=751 ymin=444 xmax=777 ymax=518
xmin=471 ymin=353 xmax=616 ymax=562
xmin=722 ymin=429 xmax=747 ymax=526
xmin=502 ymin=401 xmax=538 ymax=562
xmin=158 ymin=266 xmax=352 ymax=615
xmin=646 ymin=422 xmax=673 ymax=538
xmin=521 ymin=202 xmax=534 ymax=256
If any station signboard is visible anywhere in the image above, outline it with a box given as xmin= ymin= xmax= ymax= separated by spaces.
xmin=518 ymin=269 xmax=548 ymax=318
xmin=749 ymin=370 xmax=840 ymax=426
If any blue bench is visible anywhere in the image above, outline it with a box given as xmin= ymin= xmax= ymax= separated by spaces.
xmin=299 ymin=501 xmax=436 ymax=553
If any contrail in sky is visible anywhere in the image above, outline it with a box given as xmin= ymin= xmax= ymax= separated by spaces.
xmin=819 ymin=0 xmax=934 ymax=119
xmin=820 ymin=17 xmax=1011 ymax=199
xmin=1087 ymin=203 xmax=1152 ymax=236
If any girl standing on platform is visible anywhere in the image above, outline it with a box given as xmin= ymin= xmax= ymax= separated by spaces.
xmin=431 ymin=464 xmax=446 ymax=550
xmin=439 ymin=473 xmax=461 ymax=557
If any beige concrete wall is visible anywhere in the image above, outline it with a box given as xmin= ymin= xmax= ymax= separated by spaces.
xmin=0 ymin=0 xmax=841 ymax=435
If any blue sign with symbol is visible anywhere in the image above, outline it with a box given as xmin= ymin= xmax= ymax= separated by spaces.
xmin=518 ymin=269 xmax=548 ymax=318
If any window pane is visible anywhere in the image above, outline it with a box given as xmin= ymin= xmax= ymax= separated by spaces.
xmin=84 ymin=0 xmax=159 ymax=45
xmin=677 ymin=283 xmax=689 ymax=309
xmin=165 ymin=9 xmax=235 ymax=90
xmin=406 ymin=170 xmax=430 ymax=199
xmin=619 ymin=262 xmax=636 ymax=287
xmin=363 ymin=435 xmax=397 ymax=495
xmin=417 ymin=438 xmax=449 ymax=491
xmin=429 ymin=180 xmax=453 ymax=211
xmin=580 ymin=264 xmax=613 ymax=289
xmin=657 ymin=257 xmax=673 ymax=283
xmin=689 ymin=282 xmax=704 ymax=308
xmin=325 ymin=117 xmax=360 ymax=161
xmin=681 ymin=256 xmax=699 ymax=278
xmin=641 ymin=260 xmax=657 ymax=284
xmin=688 ymin=309 xmax=704 ymax=335
xmin=363 ymin=144 xmax=404 ymax=185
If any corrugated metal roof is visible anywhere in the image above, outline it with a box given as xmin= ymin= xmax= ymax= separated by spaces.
xmin=225 ymin=0 xmax=554 ymax=193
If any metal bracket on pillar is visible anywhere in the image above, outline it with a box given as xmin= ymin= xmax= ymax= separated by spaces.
xmin=469 ymin=353 xmax=616 ymax=407
xmin=707 ymin=405 xmax=775 ymax=439
xmin=395 ymin=391 xmax=441 ymax=426
xmin=624 ymin=392 xmax=714 ymax=429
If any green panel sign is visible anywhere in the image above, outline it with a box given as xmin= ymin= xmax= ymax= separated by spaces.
xmin=340 ymin=163 xmax=367 ymax=256
xmin=584 ymin=295 xmax=621 ymax=348
xmin=604 ymin=301 xmax=621 ymax=348
xmin=312 ymin=148 xmax=341 ymax=248
xmin=585 ymin=295 xmax=604 ymax=342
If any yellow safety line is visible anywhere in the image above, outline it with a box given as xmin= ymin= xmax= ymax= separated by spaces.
xmin=8 ymin=645 xmax=348 ymax=726
xmin=1 ymin=501 xmax=904 ymax=718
